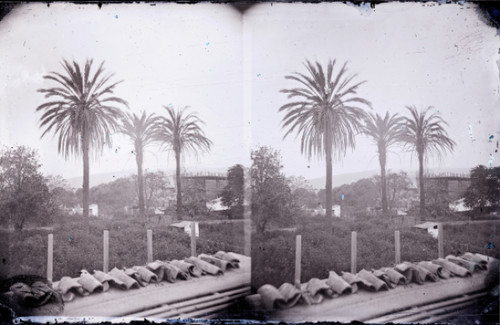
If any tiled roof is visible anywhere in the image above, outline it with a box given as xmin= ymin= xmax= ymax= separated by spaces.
xmin=248 ymin=252 xmax=496 ymax=322
xmin=52 ymin=251 xmax=250 ymax=318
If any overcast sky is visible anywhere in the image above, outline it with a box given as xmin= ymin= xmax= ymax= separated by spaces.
xmin=0 ymin=2 xmax=499 ymax=184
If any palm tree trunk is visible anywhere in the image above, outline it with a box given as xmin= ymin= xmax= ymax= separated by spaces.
xmin=136 ymin=144 xmax=145 ymax=217
xmin=175 ymin=149 xmax=182 ymax=220
xmin=379 ymin=147 xmax=388 ymax=215
xmin=82 ymin=130 xmax=90 ymax=231
xmin=418 ymin=150 xmax=425 ymax=217
xmin=325 ymin=147 xmax=333 ymax=220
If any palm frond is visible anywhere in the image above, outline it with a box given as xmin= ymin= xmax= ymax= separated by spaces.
xmin=279 ymin=59 xmax=371 ymax=162
xmin=35 ymin=59 xmax=128 ymax=160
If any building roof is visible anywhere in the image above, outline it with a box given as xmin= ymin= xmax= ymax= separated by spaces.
xmin=249 ymin=253 xmax=496 ymax=323
xmin=52 ymin=252 xmax=250 ymax=318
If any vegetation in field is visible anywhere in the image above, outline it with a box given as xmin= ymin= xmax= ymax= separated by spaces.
xmin=1 ymin=217 xmax=245 ymax=280
xmin=0 ymin=146 xmax=56 ymax=231
xmin=251 ymin=216 xmax=439 ymax=290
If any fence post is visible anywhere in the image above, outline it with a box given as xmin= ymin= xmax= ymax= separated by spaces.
xmin=47 ymin=234 xmax=53 ymax=282
xmin=294 ymin=235 xmax=302 ymax=289
xmin=351 ymin=231 xmax=357 ymax=274
xmin=147 ymin=229 xmax=153 ymax=263
xmin=395 ymin=230 xmax=401 ymax=264
xmin=190 ymin=222 xmax=196 ymax=257
xmin=438 ymin=223 xmax=444 ymax=258
xmin=244 ymin=218 xmax=251 ymax=257
xmin=103 ymin=230 xmax=109 ymax=273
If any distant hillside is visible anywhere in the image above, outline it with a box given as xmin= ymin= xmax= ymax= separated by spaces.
xmin=308 ymin=167 xmax=471 ymax=190
xmin=66 ymin=170 xmax=137 ymax=189
xmin=309 ymin=169 xmax=380 ymax=189
xmin=65 ymin=166 xmax=231 ymax=189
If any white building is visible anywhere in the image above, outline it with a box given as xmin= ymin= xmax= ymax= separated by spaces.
xmin=170 ymin=221 xmax=199 ymax=237
xmin=89 ymin=204 xmax=98 ymax=217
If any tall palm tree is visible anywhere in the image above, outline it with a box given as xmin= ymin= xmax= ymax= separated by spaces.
xmin=36 ymin=59 xmax=127 ymax=220
xmin=363 ymin=112 xmax=405 ymax=214
xmin=155 ymin=106 xmax=212 ymax=220
xmin=279 ymin=59 xmax=372 ymax=219
xmin=401 ymin=106 xmax=455 ymax=216
xmin=120 ymin=111 xmax=161 ymax=216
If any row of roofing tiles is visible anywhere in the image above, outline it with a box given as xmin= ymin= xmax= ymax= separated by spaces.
xmin=250 ymin=252 xmax=491 ymax=311
xmin=54 ymin=251 xmax=240 ymax=302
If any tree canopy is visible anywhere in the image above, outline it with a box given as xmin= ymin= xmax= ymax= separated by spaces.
xmin=220 ymin=164 xmax=245 ymax=219
xmin=251 ymin=146 xmax=295 ymax=233
xmin=0 ymin=146 xmax=55 ymax=230
xmin=464 ymin=165 xmax=500 ymax=210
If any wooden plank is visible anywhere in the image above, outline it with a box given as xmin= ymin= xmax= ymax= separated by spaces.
xmin=294 ymin=235 xmax=302 ymax=288
xmin=424 ymin=308 xmax=471 ymax=323
xmin=395 ymin=230 xmax=401 ymax=264
xmin=147 ymin=229 xmax=153 ymax=263
xmin=438 ymin=223 xmax=444 ymax=258
xmin=190 ymin=222 xmax=196 ymax=257
xmin=368 ymin=291 xmax=487 ymax=323
xmin=394 ymin=299 xmax=481 ymax=323
xmin=47 ymin=234 xmax=53 ymax=282
xmin=103 ymin=230 xmax=109 ymax=273
xmin=351 ymin=231 xmax=357 ymax=274
xmin=151 ymin=291 xmax=248 ymax=318
xmin=179 ymin=302 xmax=234 ymax=318
xmin=127 ymin=286 xmax=251 ymax=318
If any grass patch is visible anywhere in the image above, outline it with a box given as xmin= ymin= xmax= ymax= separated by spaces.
xmin=251 ymin=216 xmax=439 ymax=290
xmin=1 ymin=215 xmax=245 ymax=280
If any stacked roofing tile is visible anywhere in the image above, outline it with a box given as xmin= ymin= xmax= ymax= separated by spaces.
xmin=249 ymin=252 xmax=491 ymax=311
xmin=54 ymin=251 xmax=241 ymax=303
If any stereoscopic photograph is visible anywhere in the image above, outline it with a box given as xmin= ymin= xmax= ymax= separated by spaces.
xmin=0 ymin=2 xmax=498 ymax=324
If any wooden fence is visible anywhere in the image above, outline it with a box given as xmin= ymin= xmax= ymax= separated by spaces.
xmin=47 ymin=223 xmax=210 ymax=282
xmin=292 ymin=225 xmax=448 ymax=286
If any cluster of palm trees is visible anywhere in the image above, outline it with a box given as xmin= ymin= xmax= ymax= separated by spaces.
xmin=36 ymin=59 xmax=212 ymax=221
xmin=279 ymin=59 xmax=456 ymax=219
xmin=35 ymin=58 xmax=455 ymax=224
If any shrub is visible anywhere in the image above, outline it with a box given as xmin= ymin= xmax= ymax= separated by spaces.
xmin=3 ymin=216 xmax=245 ymax=280
xmin=251 ymin=217 xmax=438 ymax=290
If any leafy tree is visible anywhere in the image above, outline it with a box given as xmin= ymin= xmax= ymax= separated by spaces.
xmin=424 ymin=179 xmax=453 ymax=218
xmin=183 ymin=179 xmax=208 ymax=219
xmin=0 ymin=146 xmax=55 ymax=230
xmin=155 ymin=106 xmax=212 ymax=220
xmin=288 ymin=176 xmax=318 ymax=210
xmin=220 ymin=164 xmax=245 ymax=219
xmin=279 ymin=59 xmax=371 ymax=220
xmin=401 ymin=106 xmax=455 ymax=216
xmin=464 ymin=165 xmax=500 ymax=210
xmin=251 ymin=146 xmax=295 ymax=233
xmin=331 ymin=177 xmax=379 ymax=215
xmin=46 ymin=175 xmax=79 ymax=209
xmin=120 ymin=111 xmax=161 ymax=216
xmin=372 ymin=171 xmax=415 ymax=213
xmin=385 ymin=171 xmax=414 ymax=211
xmin=36 ymin=59 xmax=127 ymax=221
xmin=90 ymin=176 xmax=136 ymax=217
xmin=144 ymin=170 xmax=171 ymax=212
xmin=363 ymin=112 xmax=404 ymax=214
